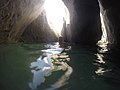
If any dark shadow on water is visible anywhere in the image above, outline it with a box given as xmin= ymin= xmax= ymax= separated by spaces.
xmin=94 ymin=45 xmax=120 ymax=90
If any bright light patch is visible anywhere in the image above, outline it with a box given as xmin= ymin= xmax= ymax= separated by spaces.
xmin=100 ymin=12 xmax=108 ymax=44
xmin=44 ymin=0 xmax=70 ymax=37
xmin=97 ymin=12 xmax=108 ymax=53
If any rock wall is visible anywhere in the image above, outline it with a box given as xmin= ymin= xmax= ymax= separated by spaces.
xmin=21 ymin=14 xmax=58 ymax=43
xmin=0 ymin=0 xmax=58 ymax=43
xmin=71 ymin=0 xmax=102 ymax=45
xmin=99 ymin=0 xmax=120 ymax=49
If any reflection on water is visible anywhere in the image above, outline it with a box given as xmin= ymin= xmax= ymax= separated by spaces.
xmin=95 ymin=67 xmax=111 ymax=76
xmin=95 ymin=53 xmax=105 ymax=64
xmin=94 ymin=48 xmax=120 ymax=88
xmin=94 ymin=52 xmax=111 ymax=76
xmin=1 ymin=43 xmax=120 ymax=90
xmin=29 ymin=42 xmax=72 ymax=90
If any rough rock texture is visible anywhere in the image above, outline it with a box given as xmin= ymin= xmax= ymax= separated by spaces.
xmin=99 ymin=0 xmax=120 ymax=49
xmin=0 ymin=0 xmax=58 ymax=43
xmin=0 ymin=0 xmax=18 ymax=43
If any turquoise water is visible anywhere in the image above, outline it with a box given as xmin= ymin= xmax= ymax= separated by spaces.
xmin=0 ymin=42 xmax=120 ymax=90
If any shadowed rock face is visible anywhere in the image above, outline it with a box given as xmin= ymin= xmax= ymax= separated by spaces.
xmin=0 ymin=0 xmax=38 ymax=42
xmin=71 ymin=0 xmax=102 ymax=45
xmin=0 ymin=0 xmax=58 ymax=43
xmin=21 ymin=14 xmax=58 ymax=43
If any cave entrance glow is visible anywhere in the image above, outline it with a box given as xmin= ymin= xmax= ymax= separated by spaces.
xmin=44 ymin=0 xmax=70 ymax=37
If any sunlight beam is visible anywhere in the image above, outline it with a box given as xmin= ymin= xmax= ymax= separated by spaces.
xmin=44 ymin=0 xmax=70 ymax=37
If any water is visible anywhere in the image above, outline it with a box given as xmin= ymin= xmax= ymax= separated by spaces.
xmin=0 ymin=42 xmax=120 ymax=90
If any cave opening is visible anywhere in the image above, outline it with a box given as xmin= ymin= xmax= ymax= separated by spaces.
xmin=44 ymin=0 xmax=70 ymax=37
xmin=21 ymin=0 xmax=104 ymax=46
xmin=1 ymin=0 xmax=120 ymax=90
xmin=0 ymin=0 xmax=118 ymax=49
